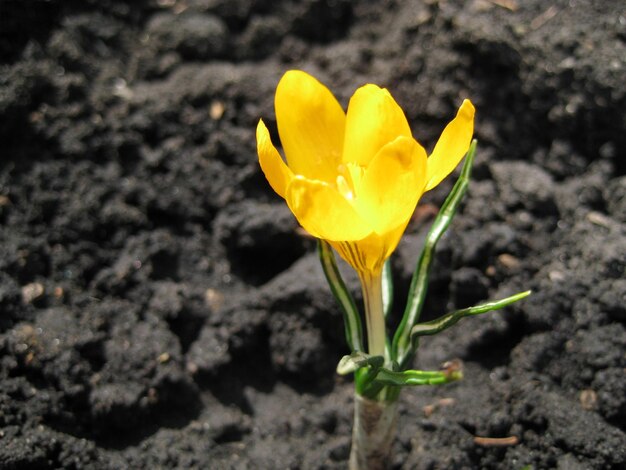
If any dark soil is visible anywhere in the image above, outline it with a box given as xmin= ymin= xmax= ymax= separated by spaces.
xmin=1 ymin=0 xmax=625 ymax=468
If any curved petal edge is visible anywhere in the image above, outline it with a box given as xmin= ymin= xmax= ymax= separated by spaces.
xmin=257 ymin=119 xmax=294 ymax=199
xmin=425 ymin=99 xmax=475 ymax=191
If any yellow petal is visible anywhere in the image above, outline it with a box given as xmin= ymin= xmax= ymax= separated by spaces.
xmin=343 ymin=84 xmax=412 ymax=166
xmin=354 ymin=136 xmax=428 ymax=234
xmin=275 ymin=70 xmax=346 ymax=183
xmin=425 ymin=99 xmax=475 ymax=191
xmin=257 ymin=119 xmax=294 ymax=199
xmin=285 ymin=176 xmax=372 ymax=241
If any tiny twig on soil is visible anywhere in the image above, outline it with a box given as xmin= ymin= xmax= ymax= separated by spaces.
xmin=531 ymin=6 xmax=558 ymax=30
xmin=485 ymin=0 xmax=518 ymax=11
xmin=473 ymin=436 xmax=519 ymax=447
xmin=422 ymin=397 xmax=455 ymax=417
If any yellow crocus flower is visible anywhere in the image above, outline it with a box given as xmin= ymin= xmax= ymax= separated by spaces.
xmin=257 ymin=70 xmax=474 ymax=357
xmin=257 ymin=70 xmax=474 ymax=279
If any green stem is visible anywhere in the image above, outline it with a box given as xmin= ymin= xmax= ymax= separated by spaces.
xmin=359 ymin=270 xmax=386 ymax=360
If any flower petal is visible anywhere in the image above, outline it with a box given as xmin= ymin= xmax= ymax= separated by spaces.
xmin=275 ymin=70 xmax=346 ymax=183
xmin=257 ymin=119 xmax=294 ymax=199
xmin=355 ymin=136 xmax=428 ymax=234
xmin=286 ymin=176 xmax=372 ymax=241
xmin=343 ymin=84 xmax=412 ymax=166
xmin=425 ymin=99 xmax=475 ymax=191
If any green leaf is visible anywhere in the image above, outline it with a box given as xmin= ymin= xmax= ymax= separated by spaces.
xmin=410 ymin=290 xmax=531 ymax=346
xmin=392 ymin=140 xmax=478 ymax=367
xmin=382 ymin=258 xmax=393 ymax=318
xmin=337 ymin=352 xmax=385 ymax=375
xmin=371 ymin=363 xmax=463 ymax=387
xmin=318 ymin=240 xmax=364 ymax=352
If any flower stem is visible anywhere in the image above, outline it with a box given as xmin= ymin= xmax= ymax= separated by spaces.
xmin=359 ymin=270 xmax=386 ymax=359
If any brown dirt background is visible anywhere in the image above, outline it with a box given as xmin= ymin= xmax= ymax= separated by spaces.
xmin=1 ymin=0 xmax=625 ymax=468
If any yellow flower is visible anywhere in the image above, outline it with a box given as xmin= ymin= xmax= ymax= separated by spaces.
xmin=257 ymin=70 xmax=474 ymax=277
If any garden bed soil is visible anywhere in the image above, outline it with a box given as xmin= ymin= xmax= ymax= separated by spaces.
xmin=1 ymin=0 xmax=625 ymax=468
